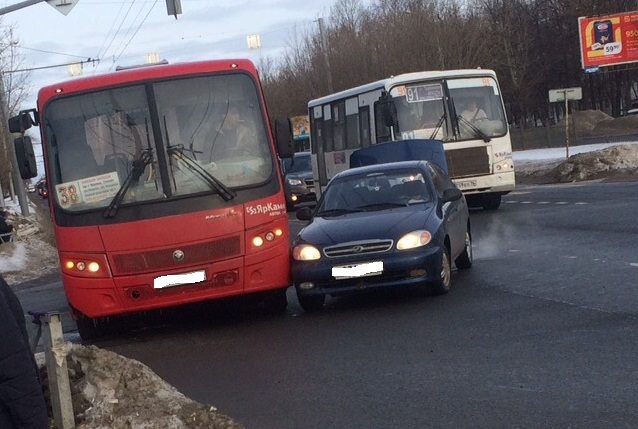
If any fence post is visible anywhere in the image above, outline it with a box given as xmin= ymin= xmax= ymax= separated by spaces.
xmin=44 ymin=312 xmax=75 ymax=429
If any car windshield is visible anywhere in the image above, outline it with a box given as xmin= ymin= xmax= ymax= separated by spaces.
xmin=287 ymin=153 xmax=311 ymax=174
xmin=317 ymin=169 xmax=431 ymax=215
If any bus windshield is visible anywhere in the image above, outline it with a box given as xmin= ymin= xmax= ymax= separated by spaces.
xmin=43 ymin=73 xmax=273 ymax=213
xmin=390 ymin=76 xmax=508 ymax=142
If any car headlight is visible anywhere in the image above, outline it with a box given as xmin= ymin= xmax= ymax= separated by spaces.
xmin=287 ymin=178 xmax=303 ymax=186
xmin=293 ymin=244 xmax=321 ymax=261
xmin=397 ymin=230 xmax=432 ymax=250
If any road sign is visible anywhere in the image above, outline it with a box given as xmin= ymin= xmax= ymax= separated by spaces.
xmin=45 ymin=0 xmax=78 ymax=16
xmin=549 ymin=87 xmax=583 ymax=103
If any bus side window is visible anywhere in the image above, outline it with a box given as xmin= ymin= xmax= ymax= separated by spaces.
xmin=359 ymin=106 xmax=371 ymax=148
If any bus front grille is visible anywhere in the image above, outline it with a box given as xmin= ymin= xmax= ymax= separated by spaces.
xmin=112 ymin=235 xmax=241 ymax=275
xmin=445 ymin=147 xmax=490 ymax=179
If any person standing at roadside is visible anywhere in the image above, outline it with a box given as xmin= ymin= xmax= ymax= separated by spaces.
xmin=0 ymin=274 xmax=50 ymax=429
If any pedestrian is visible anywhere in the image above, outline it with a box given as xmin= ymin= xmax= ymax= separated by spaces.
xmin=0 ymin=274 xmax=50 ymax=429
xmin=0 ymin=210 xmax=15 ymax=243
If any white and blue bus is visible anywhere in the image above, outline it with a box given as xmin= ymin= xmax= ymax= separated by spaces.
xmin=307 ymin=69 xmax=514 ymax=209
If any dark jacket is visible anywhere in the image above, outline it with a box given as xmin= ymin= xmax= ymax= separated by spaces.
xmin=0 ymin=275 xmax=49 ymax=429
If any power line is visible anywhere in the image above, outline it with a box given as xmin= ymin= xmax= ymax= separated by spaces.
xmin=2 ymin=57 xmax=99 ymax=74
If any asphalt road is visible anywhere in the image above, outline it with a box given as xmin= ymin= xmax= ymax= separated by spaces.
xmin=16 ymin=181 xmax=638 ymax=428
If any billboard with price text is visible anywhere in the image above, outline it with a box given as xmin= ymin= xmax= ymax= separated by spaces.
xmin=578 ymin=11 xmax=638 ymax=69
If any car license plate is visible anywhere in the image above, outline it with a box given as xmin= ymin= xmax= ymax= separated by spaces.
xmin=332 ymin=261 xmax=383 ymax=279
xmin=454 ymin=179 xmax=477 ymax=189
xmin=154 ymin=270 xmax=206 ymax=289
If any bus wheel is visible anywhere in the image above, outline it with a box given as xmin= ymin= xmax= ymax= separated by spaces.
xmin=263 ymin=288 xmax=288 ymax=314
xmin=296 ymin=289 xmax=325 ymax=312
xmin=482 ymin=193 xmax=501 ymax=210
xmin=430 ymin=247 xmax=452 ymax=295
xmin=76 ymin=314 xmax=102 ymax=341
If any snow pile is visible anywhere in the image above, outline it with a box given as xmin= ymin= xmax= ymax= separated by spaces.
xmin=42 ymin=344 xmax=244 ymax=429
xmin=550 ymin=143 xmax=638 ymax=182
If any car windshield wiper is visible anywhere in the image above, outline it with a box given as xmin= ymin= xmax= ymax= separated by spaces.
xmin=104 ymin=148 xmax=154 ymax=218
xmin=316 ymin=208 xmax=364 ymax=217
xmin=167 ymin=144 xmax=236 ymax=201
xmin=457 ymin=115 xmax=491 ymax=142
xmin=358 ymin=202 xmax=408 ymax=211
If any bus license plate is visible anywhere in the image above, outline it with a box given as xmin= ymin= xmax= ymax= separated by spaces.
xmin=154 ymin=270 xmax=206 ymax=289
xmin=332 ymin=261 xmax=383 ymax=279
xmin=454 ymin=179 xmax=477 ymax=189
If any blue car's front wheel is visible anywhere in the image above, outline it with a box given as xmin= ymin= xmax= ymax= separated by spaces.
xmin=430 ymin=248 xmax=452 ymax=295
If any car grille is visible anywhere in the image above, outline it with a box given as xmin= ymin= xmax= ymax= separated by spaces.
xmin=445 ymin=147 xmax=490 ymax=178
xmin=304 ymin=178 xmax=314 ymax=190
xmin=111 ymin=235 xmax=241 ymax=275
xmin=323 ymin=240 xmax=393 ymax=258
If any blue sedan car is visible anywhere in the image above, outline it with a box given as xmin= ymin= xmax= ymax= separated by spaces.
xmin=291 ymin=160 xmax=472 ymax=312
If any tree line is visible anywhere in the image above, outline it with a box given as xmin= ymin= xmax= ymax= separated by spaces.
xmin=260 ymin=0 xmax=638 ymax=127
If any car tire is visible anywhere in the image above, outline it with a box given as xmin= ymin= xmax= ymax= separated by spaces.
xmin=430 ymin=247 xmax=452 ymax=295
xmin=455 ymin=227 xmax=473 ymax=269
xmin=296 ymin=288 xmax=325 ymax=312
xmin=263 ymin=288 xmax=288 ymax=314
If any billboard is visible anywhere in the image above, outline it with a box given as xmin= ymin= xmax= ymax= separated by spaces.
xmin=579 ymin=11 xmax=638 ymax=69
xmin=291 ymin=115 xmax=309 ymax=141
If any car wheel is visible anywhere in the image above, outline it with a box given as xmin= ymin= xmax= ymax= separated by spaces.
xmin=296 ymin=288 xmax=325 ymax=312
xmin=455 ymin=228 xmax=473 ymax=269
xmin=263 ymin=288 xmax=288 ymax=314
xmin=430 ymin=247 xmax=452 ymax=295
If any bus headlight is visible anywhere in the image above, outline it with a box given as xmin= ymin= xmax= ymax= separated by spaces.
xmin=60 ymin=252 xmax=111 ymax=278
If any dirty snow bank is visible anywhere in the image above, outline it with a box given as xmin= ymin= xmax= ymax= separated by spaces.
xmin=40 ymin=344 xmax=244 ymax=429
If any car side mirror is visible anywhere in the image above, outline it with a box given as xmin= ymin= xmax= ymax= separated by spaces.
xmin=296 ymin=206 xmax=313 ymax=221
xmin=441 ymin=188 xmax=462 ymax=204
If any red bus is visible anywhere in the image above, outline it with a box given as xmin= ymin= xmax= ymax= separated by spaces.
xmin=10 ymin=59 xmax=294 ymax=340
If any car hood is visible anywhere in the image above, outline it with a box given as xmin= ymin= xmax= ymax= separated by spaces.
xmin=286 ymin=171 xmax=313 ymax=180
xmin=298 ymin=206 xmax=435 ymax=246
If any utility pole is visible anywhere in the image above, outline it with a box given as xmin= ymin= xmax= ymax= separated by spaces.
xmin=317 ymin=18 xmax=334 ymax=94
xmin=0 ymin=76 xmax=30 ymax=215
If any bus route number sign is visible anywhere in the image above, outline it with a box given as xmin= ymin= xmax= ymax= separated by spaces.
xmin=399 ymin=84 xmax=443 ymax=103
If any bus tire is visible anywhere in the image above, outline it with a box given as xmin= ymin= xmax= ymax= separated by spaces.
xmin=430 ymin=247 xmax=452 ymax=295
xmin=76 ymin=314 xmax=101 ymax=341
xmin=482 ymin=193 xmax=501 ymax=210
xmin=296 ymin=289 xmax=325 ymax=312
xmin=263 ymin=288 xmax=288 ymax=314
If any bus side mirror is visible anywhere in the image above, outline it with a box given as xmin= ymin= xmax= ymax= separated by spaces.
xmin=14 ymin=136 xmax=38 ymax=179
xmin=274 ymin=117 xmax=294 ymax=159
xmin=378 ymin=92 xmax=397 ymax=128
xmin=8 ymin=110 xmax=38 ymax=133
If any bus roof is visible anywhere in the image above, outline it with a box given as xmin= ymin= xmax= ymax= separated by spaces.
xmin=308 ymin=68 xmax=497 ymax=108
xmin=37 ymin=59 xmax=259 ymax=105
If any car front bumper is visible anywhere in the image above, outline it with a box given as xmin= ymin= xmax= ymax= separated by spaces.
xmin=292 ymin=245 xmax=443 ymax=296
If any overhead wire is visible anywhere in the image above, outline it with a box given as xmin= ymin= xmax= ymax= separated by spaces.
xmin=94 ymin=0 xmax=129 ymax=64
xmin=110 ymin=0 xmax=159 ymax=68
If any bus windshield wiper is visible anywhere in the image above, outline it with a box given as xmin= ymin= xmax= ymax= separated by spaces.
xmin=104 ymin=149 xmax=154 ymax=218
xmin=457 ymin=115 xmax=491 ymax=142
xmin=167 ymin=145 xmax=236 ymax=201
xmin=429 ymin=114 xmax=446 ymax=140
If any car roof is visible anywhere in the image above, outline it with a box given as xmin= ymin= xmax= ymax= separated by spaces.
xmin=333 ymin=160 xmax=430 ymax=180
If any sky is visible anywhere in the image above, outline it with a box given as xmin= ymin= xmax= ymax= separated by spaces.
xmin=0 ymin=0 xmax=349 ymax=111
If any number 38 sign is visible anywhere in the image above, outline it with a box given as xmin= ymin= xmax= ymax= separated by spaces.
xmin=579 ymin=11 xmax=638 ymax=69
